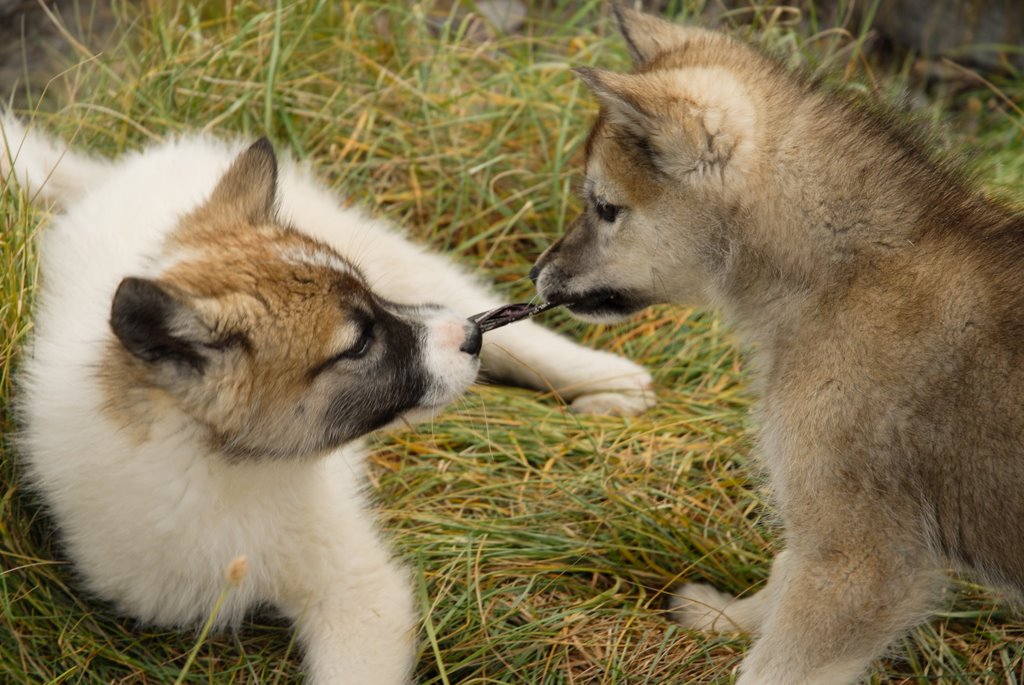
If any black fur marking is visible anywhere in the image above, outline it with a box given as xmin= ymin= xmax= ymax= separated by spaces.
xmin=322 ymin=302 xmax=429 ymax=446
xmin=566 ymin=288 xmax=645 ymax=317
xmin=543 ymin=286 xmax=646 ymax=319
xmin=110 ymin=277 xmax=206 ymax=372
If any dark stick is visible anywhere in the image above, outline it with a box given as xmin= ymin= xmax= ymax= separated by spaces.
xmin=468 ymin=302 xmax=560 ymax=332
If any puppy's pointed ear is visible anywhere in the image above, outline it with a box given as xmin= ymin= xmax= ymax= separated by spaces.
xmin=110 ymin=277 xmax=211 ymax=375
xmin=575 ymin=67 xmax=740 ymax=181
xmin=205 ymin=137 xmax=279 ymax=224
xmin=612 ymin=4 xmax=692 ymax=66
xmin=574 ymin=67 xmax=655 ymax=138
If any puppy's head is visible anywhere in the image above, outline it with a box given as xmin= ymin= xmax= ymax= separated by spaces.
xmin=106 ymin=139 xmax=481 ymax=459
xmin=531 ymin=7 xmax=762 ymax=322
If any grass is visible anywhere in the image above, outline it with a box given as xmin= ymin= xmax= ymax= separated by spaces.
xmin=2 ymin=1 xmax=1023 ymax=683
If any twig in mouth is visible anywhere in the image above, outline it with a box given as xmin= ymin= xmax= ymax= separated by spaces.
xmin=469 ymin=302 xmax=560 ymax=332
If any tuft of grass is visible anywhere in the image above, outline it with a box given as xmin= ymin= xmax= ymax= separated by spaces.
xmin=1 ymin=1 xmax=1022 ymax=683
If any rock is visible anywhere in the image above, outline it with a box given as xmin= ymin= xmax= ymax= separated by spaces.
xmin=475 ymin=0 xmax=527 ymax=35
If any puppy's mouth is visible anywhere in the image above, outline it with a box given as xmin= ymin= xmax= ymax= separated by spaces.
xmin=557 ymin=288 xmax=645 ymax=320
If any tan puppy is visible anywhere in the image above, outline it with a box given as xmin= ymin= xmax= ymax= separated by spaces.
xmin=532 ymin=6 xmax=1024 ymax=684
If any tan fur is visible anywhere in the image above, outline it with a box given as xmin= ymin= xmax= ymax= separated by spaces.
xmin=101 ymin=140 xmax=433 ymax=461
xmin=532 ymin=7 xmax=1024 ymax=684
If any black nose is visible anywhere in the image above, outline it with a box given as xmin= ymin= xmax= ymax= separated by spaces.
xmin=460 ymin=323 xmax=482 ymax=356
xmin=529 ymin=263 xmax=541 ymax=282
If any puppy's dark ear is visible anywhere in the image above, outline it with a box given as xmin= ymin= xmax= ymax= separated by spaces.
xmin=612 ymin=4 xmax=692 ymax=66
xmin=204 ymin=137 xmax=279 ymax=225
xmin=110 ymin=277 xmax=209 ymax=374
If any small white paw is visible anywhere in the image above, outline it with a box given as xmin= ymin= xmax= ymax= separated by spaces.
xmin=566 ymin=355 xmax=655 ymax=417
xmin=671 ymin=583 xmax=746 ymax=633
xmin=570 ymin=389 xmax=654 ymax=416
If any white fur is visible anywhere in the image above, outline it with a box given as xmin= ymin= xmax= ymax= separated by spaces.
xmin=4 ymin=115 xmax=655 ymax=684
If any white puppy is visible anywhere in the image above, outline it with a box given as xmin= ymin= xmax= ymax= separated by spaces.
xmin=2 ymin=117 xmax=653 ymax=684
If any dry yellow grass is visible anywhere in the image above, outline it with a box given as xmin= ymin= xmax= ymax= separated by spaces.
xmin=2 ymin=2 xmax=1022 ymax=683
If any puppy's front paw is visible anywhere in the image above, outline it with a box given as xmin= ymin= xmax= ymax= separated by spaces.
xmin=671 ymin=583 xmax=746 ymax=633
xmin=570 ymin=389 xmax=653 ymax=416
xmin=480 ymin=322 xmax=656 ymax=415
xmin=562 ymin=352 xmax=655 ymax=417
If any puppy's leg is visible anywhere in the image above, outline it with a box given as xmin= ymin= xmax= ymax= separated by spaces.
xmin=672 ymin=550 xmax=791 ymax=635
xmin=478 ymin=319 xmax=654 ymax=415
xmin=735 ymin=541 xmax=940 ymax=685
xmin=275 ymin=481 xmax=417 ymax=685
xmin=284 ymin=557 xmax=416 ymax=685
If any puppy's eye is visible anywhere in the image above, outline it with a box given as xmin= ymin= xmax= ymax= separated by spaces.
xmin=311 ymin=323 xmax=375 ymax=377
xmin=337 ymin=324 xmax=374 ymax=361
xmin=594 ymin=199 xmax=620 ymax=223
